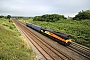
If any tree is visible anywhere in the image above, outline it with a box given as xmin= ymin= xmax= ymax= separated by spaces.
xmin=73 ymin=10 xmax=90 ymax=20
xmin=33 ymin=14 xmax=66 ymax=22
xmin=7 ymin=15 xmax=11 ymax=19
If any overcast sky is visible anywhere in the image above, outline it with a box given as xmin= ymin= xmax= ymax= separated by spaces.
xmin=0 ymin=0 xmax=90 ymax=17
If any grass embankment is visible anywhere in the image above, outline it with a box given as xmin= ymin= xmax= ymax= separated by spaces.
xmin=0 ymin=18 xmax=37 ymax=60
xmin=19 ymin=18 xmax=90 ymax=48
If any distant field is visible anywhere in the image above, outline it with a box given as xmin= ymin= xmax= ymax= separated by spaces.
xmin=19 ymin=18 xmax=90 ymax=48
xmin=0 ymin=18 xmax=37 ymax=60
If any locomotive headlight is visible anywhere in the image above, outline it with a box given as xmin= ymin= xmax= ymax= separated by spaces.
xmin=66 ymin=39 xmax=72 ymax=43
xmin=45 ymin=31 xmax=50 ymax=35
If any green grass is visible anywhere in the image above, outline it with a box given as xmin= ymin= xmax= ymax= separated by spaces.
xmin=0 ymin=18 xmax=37 ymax=60
xmin=19 ymin=18 xmax=90 ymax=48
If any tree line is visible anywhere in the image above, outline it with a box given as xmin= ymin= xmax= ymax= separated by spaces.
xmin=33 ymin=10 xmax=90 ymax=22
xmin=0 ymin=15 xmax=11 ymax=19
xmin=0 ymin=10 xmax=90 ymax=21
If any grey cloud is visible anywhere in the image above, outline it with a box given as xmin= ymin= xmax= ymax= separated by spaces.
xmin=0 ymin=0 xmax=90 ymax=17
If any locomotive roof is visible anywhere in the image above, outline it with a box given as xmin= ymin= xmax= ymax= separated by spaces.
xmin=53 ymin=31 xmax=71 ymax=39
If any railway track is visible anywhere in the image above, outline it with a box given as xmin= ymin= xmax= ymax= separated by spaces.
xmin=67 ymin=42 xmax=90 ymax=60
xmin=12 ymin=19 xmax=75 ymax=60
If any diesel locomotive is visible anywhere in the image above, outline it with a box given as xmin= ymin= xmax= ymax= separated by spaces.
xmin=26 ymin=23 xmax=72 ymax=46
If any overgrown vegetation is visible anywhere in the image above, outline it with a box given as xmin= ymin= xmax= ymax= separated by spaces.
xmin=0 ymin=18 xmax=37 ymax=60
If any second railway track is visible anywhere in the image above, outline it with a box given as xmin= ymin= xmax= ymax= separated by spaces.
xmin=67 ymin=42 xmax=90 ymax=59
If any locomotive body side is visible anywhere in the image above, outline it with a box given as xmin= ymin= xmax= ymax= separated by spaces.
xmin=50 ymin=31 xmax=72 ymax=45
xmin=40 ymin=28 xmax=72 ymax=45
